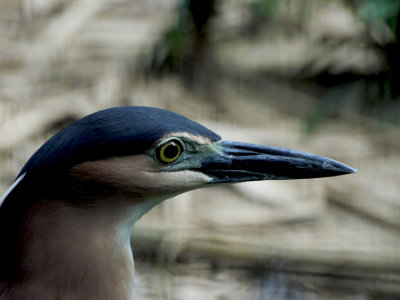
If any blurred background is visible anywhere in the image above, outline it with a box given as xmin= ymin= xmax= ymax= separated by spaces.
xmin=1 ymin=0 xmax=400 ymax=299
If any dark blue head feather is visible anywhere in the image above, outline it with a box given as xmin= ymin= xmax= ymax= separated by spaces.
xmin=19 ymin=106 xmax=220 ymax=178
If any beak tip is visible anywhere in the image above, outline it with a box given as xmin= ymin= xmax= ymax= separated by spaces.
xmin=331 ymin=161 xmax=357 ymax=175
xmin=348 ymin=167 xmax=358 ymax=174
xmin=324 ymin=158 xmax=357 ymax=176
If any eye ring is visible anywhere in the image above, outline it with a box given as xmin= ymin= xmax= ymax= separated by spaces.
xmin=156 ymin=138 xmax=183 ymax=163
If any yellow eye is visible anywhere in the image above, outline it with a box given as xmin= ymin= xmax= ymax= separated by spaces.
xmin=157 ymin=139 xmax=183 ymax=163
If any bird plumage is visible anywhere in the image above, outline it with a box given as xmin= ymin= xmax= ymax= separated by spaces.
xmin=0 ymin=106 xmax=355 ymax=300
xmin=19 ymin=106 xmax=220 ymax=179
xmin=0 ymin=107 xmax=219 ymax=300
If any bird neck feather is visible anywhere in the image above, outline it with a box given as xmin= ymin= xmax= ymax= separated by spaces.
xmin=1 ymin=194 xmax=139 ymax=300
xmin=0 ymin=154 xmax=204 ymax=299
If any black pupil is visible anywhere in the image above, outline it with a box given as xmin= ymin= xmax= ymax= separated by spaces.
xmin=164 ymin=143 xmax=179 ymax=159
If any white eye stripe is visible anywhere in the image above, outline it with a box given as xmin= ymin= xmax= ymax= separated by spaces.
xmin=162 ymin=132 xmax=213 ymax=145
xmin=0 ymin=173 xmax=26 ymax=207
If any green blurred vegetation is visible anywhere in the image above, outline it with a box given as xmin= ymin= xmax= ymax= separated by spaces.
xmin=304 ymin=0 xmax=400 ymax=132
xmin=354 ymin=0 xmax=400 ymax=97
xmin=146 ymin=0 xmax=400 ymax=131
xmin=248 ymin=0 xmax=280 ymax=21
xmin=358 ymin=0 xmax=400 ymax=37
xmin=147 ymin=0 xmax=216 ymax=83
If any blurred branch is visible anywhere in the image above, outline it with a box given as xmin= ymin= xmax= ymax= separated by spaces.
xmin=132 ymin=227 xmax=400 ymax=276
xmin=25 ymin=0 xmax=112 ymax=68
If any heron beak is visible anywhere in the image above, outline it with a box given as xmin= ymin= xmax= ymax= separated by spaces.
xmin=198 ymin=140 xmax=357 ymax=184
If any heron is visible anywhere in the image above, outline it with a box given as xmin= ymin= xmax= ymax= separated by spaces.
xmin=0 ymin=106 xmax=355 ymax=299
